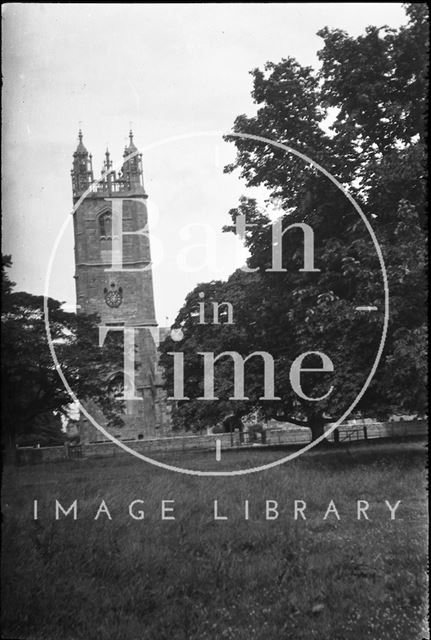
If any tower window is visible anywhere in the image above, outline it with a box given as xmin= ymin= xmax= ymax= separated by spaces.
xmin=99 ymin=212 xmax=112 ymax=239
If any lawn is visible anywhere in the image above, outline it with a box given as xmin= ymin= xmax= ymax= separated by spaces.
xmin=1 ymin=440 xmax=428 ymax=640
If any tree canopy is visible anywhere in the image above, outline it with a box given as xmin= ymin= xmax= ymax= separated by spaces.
xmin=1 ymin=256 xmax=124 ymax=454
xmin=160 ymin=4 xmax=428 ymax=440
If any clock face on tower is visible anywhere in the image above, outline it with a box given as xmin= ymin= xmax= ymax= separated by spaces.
xmin=104 ymin=284 xmax=123 ymax=308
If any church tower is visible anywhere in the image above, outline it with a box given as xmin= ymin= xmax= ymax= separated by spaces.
xmin=71 ymin=130 xmax=163 ymax=441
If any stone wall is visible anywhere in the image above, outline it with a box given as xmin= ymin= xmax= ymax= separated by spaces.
xmin=15 ymin=420 xmax=427 ymax=465
xmin=73 ymin=189 xmax=170 ymax=440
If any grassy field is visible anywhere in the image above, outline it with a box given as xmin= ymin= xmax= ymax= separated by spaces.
xmin=1 ymin=440 xmax=428 ymax=640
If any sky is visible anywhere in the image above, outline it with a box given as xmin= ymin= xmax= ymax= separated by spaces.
xmin=2 ymin=3 xmax=408 ymax=325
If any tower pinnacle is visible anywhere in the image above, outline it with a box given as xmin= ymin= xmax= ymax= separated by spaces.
xmin=75 ymin=129 xmax=88 ymax=155
xmin=104 ymin=148 xmax=112 ymax=171
xmin=121 ymin=130 xmax=144 ymax=191
xmin=71 ymin=130 xmax=92 ymax=196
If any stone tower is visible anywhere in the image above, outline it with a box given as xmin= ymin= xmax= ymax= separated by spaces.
xmin=71 ymin=130 xmax=165 ymax=441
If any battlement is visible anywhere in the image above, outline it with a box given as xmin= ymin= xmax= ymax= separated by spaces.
xmin=71 ymin=129 xmax=145 ymax=200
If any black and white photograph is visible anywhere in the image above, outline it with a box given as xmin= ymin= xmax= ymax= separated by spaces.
xmin=1 ymin=3 xmax=428 ymax=639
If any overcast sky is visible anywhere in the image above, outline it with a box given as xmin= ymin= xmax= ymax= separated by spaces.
xmin=2 ymin=3 xmax=408 ymax=325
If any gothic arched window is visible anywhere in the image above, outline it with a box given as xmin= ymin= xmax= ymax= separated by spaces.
xmin=99 ymin=212 xmax=112 ymax=239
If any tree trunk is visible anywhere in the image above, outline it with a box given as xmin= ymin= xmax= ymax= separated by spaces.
xmin=308 ymin=413 xmax=327 ymax=444
xmin=2 ymin=429 xmax=17 ymax=465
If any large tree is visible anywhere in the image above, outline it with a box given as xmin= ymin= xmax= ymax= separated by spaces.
xmin=160 ymin=4 xmax=427 ymax=440
xmin=1 ymin=256 xmax=124 ymax=458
